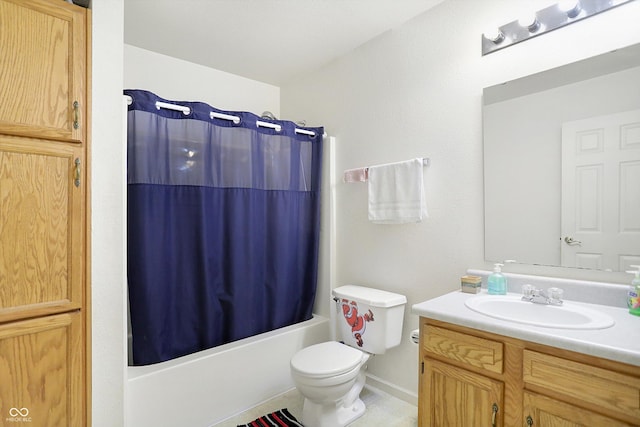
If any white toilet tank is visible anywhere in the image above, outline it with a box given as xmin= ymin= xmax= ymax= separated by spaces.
xmin=332 ymin=285 xmax=407 ymax=355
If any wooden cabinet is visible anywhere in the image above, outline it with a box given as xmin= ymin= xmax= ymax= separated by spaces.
xmin=422 ymin=358 xmax=503 ymax=426
xmin=0 ymin=0 xmax=87 ymax=143
xmin=0 ymin=135 xmax=85 ymax=322
xmin=419 ymin=323 xmax=507 ymax=426
xmin=0 ymin=1 xmax=89 ymax=426
xmin=523 ymin=392 xmax=633 ymax=427
xmin=0 ymin=312 xmax=84 ymax=426
xmin=523 ymin=350 xmax=640 ymax=423
xmin=419 ymin=318 xmax=640 ymax=427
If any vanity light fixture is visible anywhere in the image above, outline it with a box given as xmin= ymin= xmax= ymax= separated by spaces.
xmin=482 ymin=0 xmax=634 ymax=55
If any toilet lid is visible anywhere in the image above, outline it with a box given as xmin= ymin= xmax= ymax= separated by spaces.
xmin=291 ymin=342 xmax=364 ymax=378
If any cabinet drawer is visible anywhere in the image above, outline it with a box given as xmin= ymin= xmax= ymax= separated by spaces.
xmin=523 ymin=350 xmax=640 ymax=421
xmin=423 ymin=325 xmax=503 ymax=374
xmin=524 ymin=391 xmax=634 ymax=427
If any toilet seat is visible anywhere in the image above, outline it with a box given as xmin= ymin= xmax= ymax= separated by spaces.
xmin=291 ymin=341 xmax=365 ymax=379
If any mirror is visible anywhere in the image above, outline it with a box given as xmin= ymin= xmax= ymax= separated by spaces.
xmin=483 ymin=43 xmax=640 ymax=272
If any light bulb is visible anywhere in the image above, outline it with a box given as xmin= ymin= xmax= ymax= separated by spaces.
xmin=558 ymin=0 xmax=581 ymax=17
xmin=518 ymin=12 xmax=540 ymax=32
xmin=483 ymin=28 xmax=505 ymax=43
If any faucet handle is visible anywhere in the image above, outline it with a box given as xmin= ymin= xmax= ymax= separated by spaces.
xmin=522 ymin=284 xmax=535 ymax=298
xmin=548 ymin=287 xmax=564 ymax=303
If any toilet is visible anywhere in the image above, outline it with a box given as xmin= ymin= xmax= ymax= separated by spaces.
xmin=290 ymin=285 xmax=407 ymax=427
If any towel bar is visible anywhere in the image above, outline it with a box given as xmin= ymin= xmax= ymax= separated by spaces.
xmin=343 ymin=157 xmax=429 ymax=183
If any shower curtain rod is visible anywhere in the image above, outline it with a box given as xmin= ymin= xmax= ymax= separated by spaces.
xmin=124 ymin=95 xmax=323 ymax=137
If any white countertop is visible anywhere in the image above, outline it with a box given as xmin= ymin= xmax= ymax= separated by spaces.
xmin=412 ymin=289 xmax=640 ymax=367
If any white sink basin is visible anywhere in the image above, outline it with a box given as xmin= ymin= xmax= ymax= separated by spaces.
xmin=464 ymin=294 xmax=615 ymax=330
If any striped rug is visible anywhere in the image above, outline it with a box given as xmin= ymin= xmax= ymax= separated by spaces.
xmin=237 ymin=408 xmax=304 ymax=427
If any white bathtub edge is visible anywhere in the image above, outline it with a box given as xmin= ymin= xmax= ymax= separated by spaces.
xmin=126 ymin=315 xmax=330 ymax=427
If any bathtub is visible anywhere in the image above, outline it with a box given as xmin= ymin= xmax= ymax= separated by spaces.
xmin=126 ymin=315 xmax=330 ymax=427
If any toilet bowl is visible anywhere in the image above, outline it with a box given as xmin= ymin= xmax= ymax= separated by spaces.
xmin=290 ymin=285 xmax=407 ymax=427
xmin=291 ymin=341 xmax=370 ymax=427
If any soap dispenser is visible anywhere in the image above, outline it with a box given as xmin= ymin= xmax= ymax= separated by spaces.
xmin=627 ymin=265 xmax=640 ymax=316
xmin=488 ymin=263 xmax=507 ymax=295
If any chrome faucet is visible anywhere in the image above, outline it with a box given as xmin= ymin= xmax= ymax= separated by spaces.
xmin=521 ymin=285 xmax=563 ymax=306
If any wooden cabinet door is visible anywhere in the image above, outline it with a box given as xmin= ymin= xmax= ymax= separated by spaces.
xmin=0 ymin=0 xmax=86 ymax=143
xmin=0 ymin=311 xmax=83 ymax=427
xmin=0 ymin=135 xmax=84 ymax=322
xmin=523 ymin=350 xmax=640 ymax=422
xmin=523 ymin=392 xmax=633 ymax=427
xmin=421 ymin=359 xmax=504 ymax=427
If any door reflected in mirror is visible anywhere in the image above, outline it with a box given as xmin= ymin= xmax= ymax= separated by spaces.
xmin=483 ymin=43 xmax=640 ymax=272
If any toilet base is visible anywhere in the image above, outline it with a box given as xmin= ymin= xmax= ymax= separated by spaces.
xmin=301 ymin=397 xmax=365 ymax=427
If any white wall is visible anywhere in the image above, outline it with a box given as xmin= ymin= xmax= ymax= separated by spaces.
xmin=281 ymin=0 xmax=640 ymax=401
xmin=124 ymin=44 xmax=280 ymax=115
xmin=91 ymin=1 xmax=126 ymax=426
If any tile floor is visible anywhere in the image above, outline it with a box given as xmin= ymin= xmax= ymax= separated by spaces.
xmin=215 ymin=385 xmax=417 ymax=426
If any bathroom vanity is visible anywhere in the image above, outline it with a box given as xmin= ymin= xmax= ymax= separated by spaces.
xmin=412 ymin=275 xmax=640 ymax=427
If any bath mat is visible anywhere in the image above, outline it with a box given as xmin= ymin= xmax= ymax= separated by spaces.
xmin=237 ymin=408 xmax=303 ymax=427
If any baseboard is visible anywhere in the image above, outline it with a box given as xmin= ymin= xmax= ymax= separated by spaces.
xmin=365 ymin=373 xmax=418 ymax=407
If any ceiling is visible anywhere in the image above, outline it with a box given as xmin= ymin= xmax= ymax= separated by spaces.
xmin=123 ymin=0 xmax=445 ymax=86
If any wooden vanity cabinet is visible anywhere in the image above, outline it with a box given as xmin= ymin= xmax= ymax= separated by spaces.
xmin=419 ymin=318 xmax=640 ymax=427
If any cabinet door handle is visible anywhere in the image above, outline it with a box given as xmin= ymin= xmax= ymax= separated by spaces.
xmin=74 ymin=158 xmax=81 ymax=187
xmin=491 ymin=403 xmax=498 ymax=427
xmin=526 ymin=415 xmax=533 ymax=426
xmin=73 ymin=101 xmax=80 ymax=129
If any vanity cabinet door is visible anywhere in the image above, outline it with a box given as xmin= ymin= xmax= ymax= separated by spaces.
xmin=523 ymin=392 xmax=633 ymax=427
xmin=420 ymin=359 xmax=503 ymax=427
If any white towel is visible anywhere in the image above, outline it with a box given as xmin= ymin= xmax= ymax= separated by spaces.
xmin=368 ymin=158 xmax=428 ymax=224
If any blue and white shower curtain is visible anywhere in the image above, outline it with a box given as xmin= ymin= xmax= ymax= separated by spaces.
xmin=125 ymin=90 xmax=323 ymax=365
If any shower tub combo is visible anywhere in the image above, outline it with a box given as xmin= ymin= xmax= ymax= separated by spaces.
xmin=127 ymin=316 xmax=329 ymax=426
